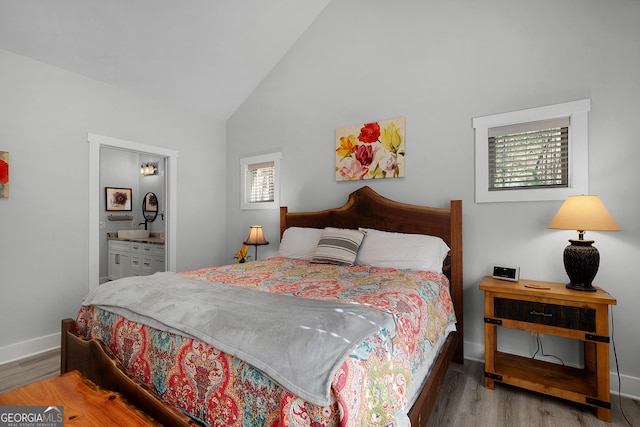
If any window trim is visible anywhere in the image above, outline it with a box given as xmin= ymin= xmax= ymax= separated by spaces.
xmin=240 ymin=152 xmax=281 ymax=210
xmin=473 ymin=99 xmax=590 ymax=203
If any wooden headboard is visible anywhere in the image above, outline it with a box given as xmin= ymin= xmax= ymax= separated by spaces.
xmin=280 ymin=186 xmax=463 ymax=363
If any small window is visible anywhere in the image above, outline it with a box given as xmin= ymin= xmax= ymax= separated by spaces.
xmin=489 ymin=117 xmax=569 ymax=191
xmin=241 ymin=152 xmax=281 ymax=210
xmin=473 ymin=99 xmax=590 ymax=203
xmin=248 ymin=161 xmax=275 ymax=203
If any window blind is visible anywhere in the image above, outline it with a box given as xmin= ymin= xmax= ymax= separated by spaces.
xmin=249 ymin=161 xmax=275 ymax=203
xmin=488 ymin=117 xmax=570 ymax=191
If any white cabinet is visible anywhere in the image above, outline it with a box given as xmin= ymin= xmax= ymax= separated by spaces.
xmin=131 ymin=242 xmax=165 ymax=276
xmin=108 ymin=240 xmax=131 ymax=280
xmin=108 ymin=240 xmax=165 ymax=280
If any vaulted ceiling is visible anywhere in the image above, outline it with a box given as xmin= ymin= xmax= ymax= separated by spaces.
xmin=0 ymin=1 xmax=329 ymax=120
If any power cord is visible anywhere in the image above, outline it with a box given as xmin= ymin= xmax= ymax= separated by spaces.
xmin=531 ymin=333 xmax=565 ymax=365
xmin=528 ymin=311 xmax=635 ymax=425
xmin=611 ymin=307 xmax=635 ymax=427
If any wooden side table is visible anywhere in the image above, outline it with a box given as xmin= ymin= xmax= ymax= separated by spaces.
xmin=480 ymin=276 xmax=617 ymax=421
xmin=0 ymin=370 xmax=160 ymax=426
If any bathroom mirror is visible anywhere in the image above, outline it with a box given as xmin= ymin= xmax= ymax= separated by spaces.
xmin=142 ymin=192 xmax=158 ymax=222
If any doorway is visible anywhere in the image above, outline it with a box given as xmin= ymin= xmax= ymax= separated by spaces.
xmin=88 ymin=133 xmax=178 ymax=291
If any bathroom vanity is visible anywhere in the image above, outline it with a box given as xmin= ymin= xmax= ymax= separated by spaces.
xmin=106 ymin=191 xmax=165 ymax=281
xmin=108 ymin=236 xmax=165 ymax=280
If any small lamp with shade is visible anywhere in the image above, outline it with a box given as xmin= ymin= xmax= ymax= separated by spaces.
xmin=244 ymin=225 xmax=269 ymax=261
xmin=547 ymin=195 xmax=620 ymax=291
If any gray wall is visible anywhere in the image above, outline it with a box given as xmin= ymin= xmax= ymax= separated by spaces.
xmin=0 ymin=48 xmax=227 ymax=359
xmin=226 ymin=0 xmax=640 ymax=396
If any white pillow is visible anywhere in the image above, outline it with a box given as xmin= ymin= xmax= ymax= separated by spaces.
xmin=275 ymin=227 xmax=323 ymax=260
xmin=356 ymin=228 xmax=450 ymax=272
xmin=311 ymin=227 xmax=366 ymax=266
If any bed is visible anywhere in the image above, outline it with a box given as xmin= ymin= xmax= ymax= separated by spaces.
xmin=61 ymin=186 xmax=463 ymax=427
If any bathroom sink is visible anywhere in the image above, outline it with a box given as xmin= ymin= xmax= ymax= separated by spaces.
xmin=118 ymin=230 xmax=150 ymax=239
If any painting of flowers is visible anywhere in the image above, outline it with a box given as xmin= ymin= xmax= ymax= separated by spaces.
xmin=0 ymin=151 xmax=8 ymax=198
xmin=336 ymin=117 xmax=405 ymax=181
xmin=105 ymin=187 xmax=132 ymax=211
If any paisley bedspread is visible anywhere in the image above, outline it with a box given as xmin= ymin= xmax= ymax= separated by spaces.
xmin=75 ymin=258 xmax=456 ymax=427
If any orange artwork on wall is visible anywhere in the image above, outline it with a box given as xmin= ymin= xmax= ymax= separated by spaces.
xmin=0 ymin=151 xmax=8 ymax=198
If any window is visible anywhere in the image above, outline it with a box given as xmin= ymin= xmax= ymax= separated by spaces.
xmin=473 ymin=99 xmax=590 ymax=203
xmin=240 ymin=152 xmax=281 ymax=210
xmin=489 ymin=117 xmax=569 ymax=191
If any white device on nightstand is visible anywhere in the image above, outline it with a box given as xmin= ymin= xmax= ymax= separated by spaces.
xmin=492 ymin=264 xmax=520 ymax=282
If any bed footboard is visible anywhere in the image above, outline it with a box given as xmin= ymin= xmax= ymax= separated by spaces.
xmin=61 ymin=318 xmax=198 ymax=426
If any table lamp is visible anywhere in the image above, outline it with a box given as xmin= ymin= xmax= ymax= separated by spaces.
xmin=244 ymin=225 xmax=269 ymax=260
xmin=547 ymin=195 xmax=620 ymax=291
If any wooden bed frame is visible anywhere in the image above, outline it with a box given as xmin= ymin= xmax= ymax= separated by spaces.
xmin=281 ymin=186 xmax=463 ymax=427
xmin=61 ymin=185 xmax=463 ymax=427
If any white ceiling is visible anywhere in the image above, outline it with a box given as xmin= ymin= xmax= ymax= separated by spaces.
xmin=0 ymin=0 xmax=329 ymax=120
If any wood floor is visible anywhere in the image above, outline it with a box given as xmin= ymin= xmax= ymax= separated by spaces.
xmin=427 ymin=359 xmax=639 ymax=427
xmin=1 ymin=349 xmax=638 ymax=426
xmin=0 ymin=349 xmax=60 ymax=394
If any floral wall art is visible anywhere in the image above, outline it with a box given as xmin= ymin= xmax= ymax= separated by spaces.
xmin=335 ymin=117 xmax=405 ymax=181
xmin=0 ymin=151 xmax=8 ymax=198
xmin=105 ymin=187 xmax=132 ymax=211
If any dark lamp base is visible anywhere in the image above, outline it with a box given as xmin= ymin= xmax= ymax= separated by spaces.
xmin=563 ymin=239 xmax=599 ymax=292
xmin=565 ymin=282 xmax=597 ymax=292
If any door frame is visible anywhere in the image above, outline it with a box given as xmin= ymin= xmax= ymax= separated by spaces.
xmin=88 ymin=133 xmax=178 ymax=291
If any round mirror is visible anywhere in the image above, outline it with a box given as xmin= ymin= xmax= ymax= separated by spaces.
xmin=142 ymin=192 xmax=158 ymax=222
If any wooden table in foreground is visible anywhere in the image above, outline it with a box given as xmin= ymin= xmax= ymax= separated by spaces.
xmin=480 ymin=276 xmax=617 ymax=421
xmin=0 ymin=370 xmax=161 ymax=426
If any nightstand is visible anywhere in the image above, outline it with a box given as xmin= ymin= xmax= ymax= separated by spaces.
xmin=480 ymin=276 xmax=617 ymax=421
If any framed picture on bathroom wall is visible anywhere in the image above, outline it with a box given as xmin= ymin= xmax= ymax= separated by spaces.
xmin=105 ymin=187 xmax=132 ymax=211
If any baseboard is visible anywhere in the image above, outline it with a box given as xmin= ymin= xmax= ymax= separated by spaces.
xmin=0 ymin=332 xmax=60 ymax=365
xmin=611 ymin=372 xmax=640 ymax=401
xmin=463 ymin=339 xmax=485 ymax=363
xmin=464 ymin=339 xmax=640 ymax=401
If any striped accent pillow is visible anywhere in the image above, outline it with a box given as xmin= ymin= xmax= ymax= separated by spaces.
xmin=311 ymin=227 xmax=365 ymax=266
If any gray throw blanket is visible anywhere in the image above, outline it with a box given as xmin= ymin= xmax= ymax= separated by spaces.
xmin=81 ymin=272 xmax=394 ymax=407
